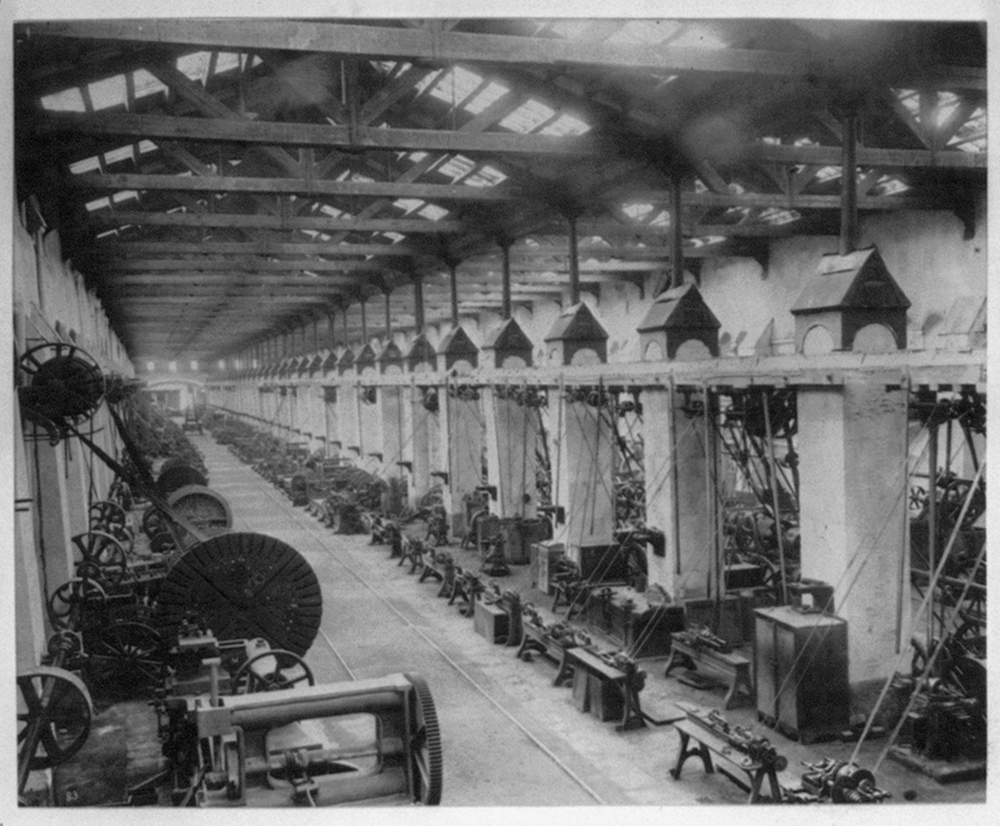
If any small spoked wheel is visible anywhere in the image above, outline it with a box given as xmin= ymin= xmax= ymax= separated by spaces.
xmin=47 ymin=578 xmax=108 ymax=631
xmin=231 ymin=650 xmax=316 ymax=694
xmin=17 ymin=666 xmax=93 ymax=773
xmin=71 ymin=531 xmax=128 ymax=586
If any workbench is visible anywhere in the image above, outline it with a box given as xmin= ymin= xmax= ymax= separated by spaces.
xmin=516 ymin=623 xmax=576 ymax=686
xmin=563 ymin=648 xmax=646 ymax=732
xmin=664 ymin=633 xmax=754 ymax=710
xmin=669 ymin=719 xmax=783 ymax=804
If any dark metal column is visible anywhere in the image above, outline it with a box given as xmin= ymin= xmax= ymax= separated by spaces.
xmin=449 ymin=262 xmax=459 ymax=327
xmin=670 ymin=168 xmax=684 ymax=289
xmin=360 ymin=298 xmax=368 ymax=342
xmin=501 ymin=239 xmax=512 ymax=320
xmin=568 ymin=214 xmax=580 ymax=305
xmin=384 ymin=289 xmax=393 ymax=337
xmin=840 ymin=110 xmax=859 ymax=255
xmin=413 ymin=276 xmax=425 ymax=333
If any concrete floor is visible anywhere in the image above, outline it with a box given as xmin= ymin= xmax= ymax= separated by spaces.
xmin=191 ymin=435 xmax=986 ymax=808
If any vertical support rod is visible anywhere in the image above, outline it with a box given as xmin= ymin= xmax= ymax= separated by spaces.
xmin=568 ymin=214 xmax=580 ymax=305
xmin=341 ymin=307 xmax=349 ymax=349
xmin=413 ymin=276 xmax=425 ymax=333
xmin=670 ymin=167 xmax=684 ymax=289
xmin=384 ymin=289 xmax=393 ymax=337
xmin=360 ymin=299 xmax=368 ymax=343
xmin=762 ymin=389 xmax=789 ymax=606
xmin=312 ymin=318 xmax=319 ymax=352
xmin=501 ymin=241 xmax=512 ymax=320
xmin=926 ymin=419 xmax=938 ymax=651
xmin=839 ymin=110 xmax=858 ymax=255
xmin=449 ymin=263 xmax=459 ymax=327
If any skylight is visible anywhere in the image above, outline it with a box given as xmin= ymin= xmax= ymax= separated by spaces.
xmin=428 ymin=66 xmax=483 ymax=107
xmin=393 ymin=198 xmax=425 ymax=214
xmin=87 ymin=75 xmax=127 ymax=110
xmin=609 ymin=19 xmax=685 ymax=44
xmin=133 ymin=69 xmax=168 ymax=99
xmin=623 ymin=202 xmax=654 ymax=220
xmin=214 ymin=52 xmax=242 ymax=74
xmin=177 ymin=52 xmax=212 ymax=85
xmin=669 ymin=24 xmax=727 ymax=49
xmin=414 ymin=69 xmax=445 ymax=96
xmin=540 ymin=113 xmax=591 ymax=136
xmin=550 ymin=20 xmax=591 ymax=39
xmin=464 ymin=82 xmax=510 ymax=115
xmin=759 ymin=207 xmax=801 ymax=225
xmin=85 ymin=197 xmax=111 ymax=212
xmin=41 ymin=87 xmax=85 ymax=112
xmin=70 ymin=157 xmax=101 ymax=175
xmin=815 ymin=166 xmax=842 ymax=182
xmin=419 ymin=204 xmax=449 ymax=221
xmin=464 ymin=165 xmax=507 ymax=188
xmin=499 ymin=100 xmax=556 ymax=133
xmin=381 ymin=232 xmax=405 ymax=243
xmin=438 ymin=154 xmax=476 ymax=182
xmin=871 ymin=176 xmax=910 ymax=196
xmin=409 ymin=151 xmax=428 ymax=163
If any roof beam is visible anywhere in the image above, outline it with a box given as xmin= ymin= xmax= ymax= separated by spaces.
xmin=35 ymin=112 xmax=597 ymax=156
xmin=70 ymin=171 xmax=523 ymax=201
xmin=36 ymin=20 xmax=811 ymax=77
xmin=94 ymin=240 xmax=432 ymax=257
xmin=88 ymin=210 xmax=464 ymax=232
xmin=101 ymin=258 xmax=392 ymax=272
xmin=38 ymin=112 xmax=985 ymax=170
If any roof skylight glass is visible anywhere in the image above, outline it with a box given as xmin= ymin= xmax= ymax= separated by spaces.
xmin=499 ymin=100 xmax=556 ymax=133
xmin=623 ymin=202 xmax=654 ymax=220
xmin=419 ymin=204 xmax=448 ymax=221
xmin=464 ymin=165 xmax=507 ymax=188
xmin=464 ymin=81 xmax=510 ymax=115
xmin=87 ymin=75 xmax=127 ymax=110
xmin=41 ymin=87 xmax=86 ymax=112
xmin=540 ymin=113 xmax=591 ymax=136
xmin=438 ymin=155 xmax=476 ymax=181
xmin=428 ymin=66 xmax=483 ymax=106
xmin=393 ymin=198 xmax=425 ymax=214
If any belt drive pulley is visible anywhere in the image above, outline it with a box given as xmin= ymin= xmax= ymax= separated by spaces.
xmin=157 ymin=532 xmax=322 ymax=656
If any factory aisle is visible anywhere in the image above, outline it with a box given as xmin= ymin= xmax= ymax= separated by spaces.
xmin=196 ymin=436 xmax=986 ymax=807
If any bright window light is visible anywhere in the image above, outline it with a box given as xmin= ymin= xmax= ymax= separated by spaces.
xmin=393 ymin=198 xmax=424 ymax=214
xmin=132 ymin=69 xmax=168 ymax=100
xmin=464 ymin=81 xmax=509 ymax=115
xmin=190 ymin=360 xmax=199 ymax=371
xmin=85 ymin=197 xmax=111 ymax=212
xmin=815 ymin=165 xmax=842 ymax=182
xmin=214 ymin=52 xmax=241 ymax=74
xmin=429 ymin=66 xmax=483 ymax=106
xmin=409 ymin=151 xmax=428 ymax=163
xmin=104 ymin=145 xmax=135 ymax=165
xmin=41 ymin=87 xmax=86 ymax=112
xmin=438 ymin=155 xmax=476 ymax=181
xmin=419 ymin=204 xmax=449 ymax=221
xmin=138 ymin=140 xmax=158 ymax=154
xmin=382 ymin=232 xmax=405 ymax=243
xmin=539 ymin=113 xmax=591 ymax=136
xmin=146 ymin=362 xmax=156 ymax=372
xmin=464 ymin=165 xmax=507 ymax=188
xmin=414 ymin=69 xmax=444 ymax=96
xmin=70 ymin=156 xmax=101 ymax=175
xmin=168 ymin=361 xmax=178 ymax=373
xmin=178 ymin=52 xmax=212 ymax=84
xmin=112 ymin=190 xmax=139 ymax=203
xmin=609 ymin=19 xmax=685 ymax=44
xmin=87 ymin=75 xmax=127 ymax=110
xmin=499 ymin=100 xmax=556 ymax=133
xmin=623 ymin=202 xmax=654 ymax=220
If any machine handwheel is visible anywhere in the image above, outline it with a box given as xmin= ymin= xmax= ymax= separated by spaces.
xmin=17 ymin=342 xmax=105 ymax=428
xmin=47 ymin=578 xmax=108 ymax=631
xmin=404 ymin=673 xmax=443 ymax=805
xmin=142 ymin=505 xmax=166 ymax=539
xmin=89 ymin=500 xmax=128 ymax=533
xmin=71 ymin=530 xmax=128 ymax=586
xmin=231 ymin=650 xmax=316 ymax=694
xmin=17 ymin=666 xmax=93 ymax=771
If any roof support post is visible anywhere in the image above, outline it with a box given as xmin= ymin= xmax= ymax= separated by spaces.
xmin=839 ymin=108 xmax=859 ymax=255
xmin=449 ymin=261 xmax=459 ymax=327
xmin=312 ymin=318 xmax=319 ymax=352
xmin=567 ymin=212 xmax=580 ymax=305
xmin=341 ymin=306 xmax=349 ymax=348
xmin=670 ymin=167 xmax=684 ymax=289
xmin=360 ymin=297 xmax=368 ymax=343
xmin=413 ymin=276 xmax=425 ymax=333
xmin=384 ymin=288 xmax=393 ymax=337
xmin=500 ymin=238 xmax=512 ymax=320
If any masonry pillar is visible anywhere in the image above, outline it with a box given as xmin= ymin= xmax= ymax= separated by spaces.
xmin=441 ymin=383 xmax=484 ymax=537
xmin=483 ymin=387 xmax=539 ymax=519
xmin=33 ymin=441 xmax=75 ymax=601
xmin=550 ymin=388 xmax=616 ymax=562
xmin=322 ymin=386 xmax=340 ymax=459
xmin=642 ymin=384 xmax=713 ymax=599
xmin=797 ymin=375 xmax=909 ymax=712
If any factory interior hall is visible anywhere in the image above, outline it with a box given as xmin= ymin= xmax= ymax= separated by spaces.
xmin=6 ymin=10 xmax=992 ymax=812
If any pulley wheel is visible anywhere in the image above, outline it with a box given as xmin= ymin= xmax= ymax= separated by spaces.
xmin=84 ymin=621 xmax=164 ymax=699
xmin=404 ymin=673 xmax=443 ymax=805
xmin=71 ymin=531 xmax=127 ymax=586
xmin=141 ymin=504 xmax=166 ymax=539
xmin=18 ymin=342 xmax=105 ymax=427
xmin=231 ymin=649 xmax=315 ymax=694
xmin=160 ymin=456 xmax=190 ymax=474
xmin=89 ymin=500 xmax=127 ymax=534
xmin=47 ymin=578 xmax=108 ymax=631
xmin=157 ymin=532 xmax=322 ymax=656
xmin=167 ymin=485 xmax=233 ymax=534
xmin=17 ymin=666 xmax=93 ymax=771
xmin=155 ymin=464 xmax=208 ymax=499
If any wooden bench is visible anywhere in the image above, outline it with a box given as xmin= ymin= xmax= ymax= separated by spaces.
xmin=563 ymin=648 xmax=646 ymax=731
xmin=664 ymin=633 xmax=754 ymax=710
xmin=669 ymin=719 xmax=782 ymax=804
xmin=515 ymin=623 xmax=576 ymax=687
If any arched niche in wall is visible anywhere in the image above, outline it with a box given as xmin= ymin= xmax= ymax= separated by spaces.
xmin=802 ymin=324 xmax=836 ymax=356
xmin=643 ymin=340 xmax=664 ymax=362
xmin=852 ymin=323 xmax=898 ymax=354
xmin=570 ymin=348 xmax=601 ymax=366
xmin=500 ymin=355 xmax=528 ymax=369
xmin=451 ymin=359 xmax=475 ymax=376
xmin=673 ymin=339 xmax=713 ymax=362
xmin=383 ymin=364 xmax=403 ymax=375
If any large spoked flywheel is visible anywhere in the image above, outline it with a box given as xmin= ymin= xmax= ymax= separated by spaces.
xmin=18 ymin=342 xmax=106 ymax=428
xmin=404 ymin=673 xmax=443 ymax=805
xmin=157 ymin=532 xmax=322 ymax=656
